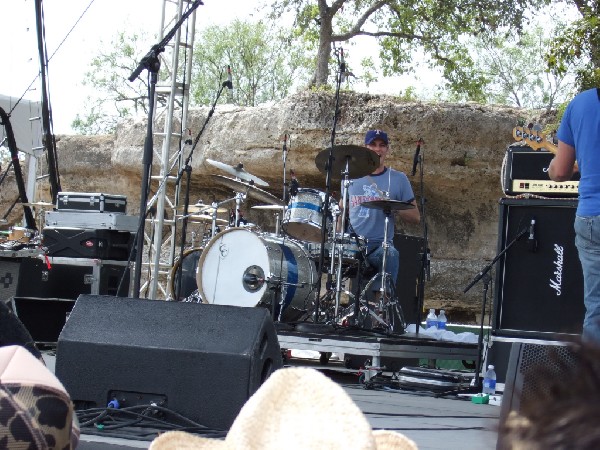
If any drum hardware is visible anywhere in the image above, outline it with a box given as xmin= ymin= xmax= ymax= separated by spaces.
xmin=356 ymin=199 xmax=416 ymax=333
xmin=206 ymin=158 xmax=269 ymax=187
xmin=251 ymin=204 xmax=285 ymax=236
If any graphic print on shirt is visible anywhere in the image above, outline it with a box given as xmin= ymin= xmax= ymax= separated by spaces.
xmin=352 ymin=183 xmax=384 ymax=218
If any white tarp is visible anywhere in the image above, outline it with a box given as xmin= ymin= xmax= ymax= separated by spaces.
xmin=0 ymin=94 xmax=43 ymax=154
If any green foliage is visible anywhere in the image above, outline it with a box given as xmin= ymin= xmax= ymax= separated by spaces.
xmin=271 ymin=0 xmax=553 ymax=94
xmin=191 ymin=20 xmax=312 ymax=106
xmin=547 ymin=8 xmax=600 ymax=91
xmin=72 ymin=30 xmax=153 ymax=135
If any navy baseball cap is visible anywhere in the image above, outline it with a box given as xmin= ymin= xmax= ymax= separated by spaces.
xmin=364 ymin=129 xmax=388 ymax=145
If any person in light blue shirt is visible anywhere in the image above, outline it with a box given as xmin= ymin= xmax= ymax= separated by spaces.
xmin=344 ymin=130 xmax=420 ymax=288
xmin=549 ymin=87 xmax=600 ymax=343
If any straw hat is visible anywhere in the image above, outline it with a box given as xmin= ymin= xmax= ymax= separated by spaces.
xmin=150 ymin=367 xmax=417 ymax=450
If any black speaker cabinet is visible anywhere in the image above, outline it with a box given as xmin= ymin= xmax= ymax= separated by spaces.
xmin=11 ymin=297 xmax=75 ymax=344
xmin=493 ymin=198 xmax=584 ymax=339
xmin=16 ymin=257 xmax=130 ymax=300
xmin=0 ymin=257 xmax=21 ymax=303
xmin=55 ymin=295 xmax=283 ymax=431
xmin=394 ymin=233 xmax=426 ymax=327
xmin=497 ymin=341 xmax=577 ymax=449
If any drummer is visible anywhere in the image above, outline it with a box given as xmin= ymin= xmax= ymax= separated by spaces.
xmin=341 ymin=129 xmax=420 ymax=286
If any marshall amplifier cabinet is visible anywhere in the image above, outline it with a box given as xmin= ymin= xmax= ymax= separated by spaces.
xmin=56 ymin=192 xmax=127 ymax=214
xmin=492 ymin=198 xmax=584 ymax=339
xmin=502 ymin=145 xmax=579 ymax=197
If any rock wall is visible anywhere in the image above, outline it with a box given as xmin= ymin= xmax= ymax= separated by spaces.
xmin=2 ymin=92 xmax=547 ymax=322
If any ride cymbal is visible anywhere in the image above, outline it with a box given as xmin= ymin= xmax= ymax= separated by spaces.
xmin=361 ymin=199 xmax=415 ymax=211
xmin=212 ymin=175 xmax=285 ymax=206
xmin=206 ymin=158 xmax=269 ymax=187
xmin=315 ymin=145 xmax=379 ymax=179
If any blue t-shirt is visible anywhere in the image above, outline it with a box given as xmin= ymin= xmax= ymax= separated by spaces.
xmin=557 ymin=88 xmax=600 ymax=216
xmin=346 ymin=167 xmax=415 ymax=249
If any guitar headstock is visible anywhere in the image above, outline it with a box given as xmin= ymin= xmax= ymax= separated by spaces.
xmin=512 ymin=126 xmax=558 ymax=154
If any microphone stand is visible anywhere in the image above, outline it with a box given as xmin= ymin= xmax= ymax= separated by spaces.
xmin=439 ymin=226 xmax=528 ymax=396
xmin=173 ymin=81 xmax=229 ymax=301
xmin=130 ymin=0 xmax=203 ymax=298
xmin=314 ymin=46 xmax=345 ymax=322
xmin=413 ymin=139 xmax=428 ymax=336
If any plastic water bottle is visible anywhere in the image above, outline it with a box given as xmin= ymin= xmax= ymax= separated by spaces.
xmin=437 ymin=309 xmax=447 ymax=330
xmin=482 ymin=364 xmax=497 ymax=395
xmin=425 ymin=309 xmax=438 ymax=329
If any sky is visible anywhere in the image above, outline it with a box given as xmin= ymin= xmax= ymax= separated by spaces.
xmin=0 ymin=0 xmax=441 ymax=135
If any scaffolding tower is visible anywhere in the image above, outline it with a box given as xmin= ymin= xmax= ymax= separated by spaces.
xmin=141 ymin=0 xmax=197 ymax=299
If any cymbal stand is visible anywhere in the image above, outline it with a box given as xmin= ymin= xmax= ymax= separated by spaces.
xmin=209 ymin=196 xmax=236 ymax=237
xmin=333 ymin=157 xmax=352 ymax=318
xmin=359 ymin=207 xmax=405 ymax=332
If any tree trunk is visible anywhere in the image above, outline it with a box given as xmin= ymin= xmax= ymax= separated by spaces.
xmin=311 ymin=2 xmax=334 ymax=86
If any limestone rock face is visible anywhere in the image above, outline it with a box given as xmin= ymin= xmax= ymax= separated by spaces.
xmin=4 ymin=92 xmax=545 ymax=321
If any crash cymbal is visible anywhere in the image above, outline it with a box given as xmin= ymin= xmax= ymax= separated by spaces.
xmin=212 ymin=175 xmax=285 ymax=206
xmin=315 ymin=145 xmax=379 ymax=179
xmin=21 ymin=201 xmax=54 ymax=208
xmin=251 ymin=205 xmax=286 ymax=210
xmin=361 ymin=199 xmax=415 ymax=211
xmin=206 ymin=158 xmax=269 ymax=187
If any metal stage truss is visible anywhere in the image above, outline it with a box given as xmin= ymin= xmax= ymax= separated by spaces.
xmin=142 ymin=0 xmax=197 ymax=299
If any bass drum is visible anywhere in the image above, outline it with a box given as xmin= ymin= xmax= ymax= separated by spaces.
xmin=169 ymin=247 xmax=203 ymax=301
xmin=197 ymin=228 xmax=316 ymax=322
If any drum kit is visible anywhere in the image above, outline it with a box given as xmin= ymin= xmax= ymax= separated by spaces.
xmin=170 ymin=146 xmax=414 ymax=334
xmin=0 ymin=201 xmax=52 ymax=251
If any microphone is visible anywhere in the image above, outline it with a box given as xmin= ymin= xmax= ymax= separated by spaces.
xmin=340 ymin=48 xmax=347 ymax=83
xmin=282 ymin=134 xmax=288 ymax=162
xmin=223 ymin=65 xmax=233 ymax=91
xmin=411 ymin=138 xmax=423 ymax=176
xmin=528 ymin=218 xmax=537 ymax=252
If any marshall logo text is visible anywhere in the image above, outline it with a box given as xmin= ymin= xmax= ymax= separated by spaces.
xmin=549 ymin=243 xmax=564 ymax=295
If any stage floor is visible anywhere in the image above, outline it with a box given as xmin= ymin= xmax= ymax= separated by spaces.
xmin=43 ymin=328 xmax=500 ymax=450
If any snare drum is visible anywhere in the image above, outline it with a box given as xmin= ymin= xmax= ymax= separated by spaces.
xmin=170 ymin=247 xmax=203 ymax=301
xmin=197 ymin=228 xmax=316 ymax=322
xmin=306 ymin=233 xmax=365 ymax=265
xmin=283 ymin=188 xmax=330 ymax=243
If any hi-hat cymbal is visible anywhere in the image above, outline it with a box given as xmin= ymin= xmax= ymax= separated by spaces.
xmin=251 ymin=205 xmax=286 ymax=210
xmin=212 ymin=175 xmax=285 ymax=206
xmin=178 ymin=214 xmax=228 ymax=224
xmin=21 ymin=201 xmax=54 ymax=208
xmin=361 ymin=199 xmax=415 ymax=211
xmin=315 ymin=145 xmax=379 ymax=179
xmin=175 ymin=203 xmax=228 ymax=214
xmin=206 ymin=158 xmax=269 ymax=187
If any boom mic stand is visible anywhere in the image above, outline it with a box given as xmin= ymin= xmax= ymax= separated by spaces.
xmin=129 ymin=0 xmax=203 ymax=298
xmin=173 ymin=79 xmax=229 ymax=301
xmin=314 ymin=46 xmax=346 ymax=322
xmin=439 ymin=226 xmax=528 ymax=396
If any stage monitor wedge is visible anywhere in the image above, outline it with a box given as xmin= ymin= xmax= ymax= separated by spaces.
xmin=55 ymin=295 xmax=283 ymax=431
